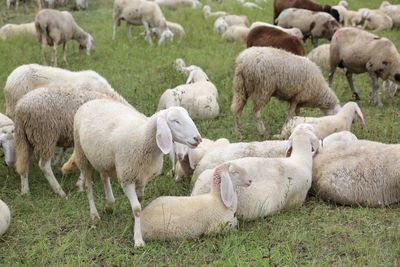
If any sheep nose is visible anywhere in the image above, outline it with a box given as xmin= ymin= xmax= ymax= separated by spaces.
xmin=247 ymin=178 xmax=253 ymax=185
xmin=193 ymin=136 xmax=202 ymax=145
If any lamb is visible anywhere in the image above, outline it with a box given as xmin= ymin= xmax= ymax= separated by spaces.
xmin=75 ymin=0 xmax=88 ymax=10
xmin=222 ymin=25 xmax=250 ymax=43
xmin=380 ymin=1 xmax=400 ymax=27
xmin=203 ymin=5 xmax=228 ymax=18
xmin=0 ymin=113 xmax=16 ymax=167
xmin=0 ymin=22 xmax=36 ymax=40
xmin=155 ymin=0 xmax=202 ymax=9
xmin=70 ymin=100 xmax=201 ymax=247
xmin=0 ymin=199 xmax=11 ymax=236
xmin=273 ymin=0 xmax=340 ymax=23
xmin=231 ymin=47 xmax=341 ymax=136
xmin=214 ymin=15 xmax=249 ymax=34
xmin=250 ymin=21 xmax=304 ymax=39
xmin=192 ymin=124 xmax=320 ymax=221
xmin=362 ymin=10 xmax=393 ymax=31
xmin=174 ymin=58 xmax=210 ymax=83
xmin=306 ymin=44 xmax=330 ymax=71
xmin=312 ymin=139 xmax=400 ymax=207
xmin=276 ymin=8 xmax=341 ymax=47
xmin=141 ymin=162 xmax=252 ymax=240
xmin=165 ymin=21 xmax=185 ymax=40
xmin=247 ymin=26 xmax=305 ymax=56
xmin=328 ymin=27 xmax=400 ymax=106
xmin=35 ymin=9 xmax=95 ymax=67
xmin=14 ymin=86 xmax=119 ymax=197
xmin=275 ymin=102 xmax=365 ymax=140
xmin=113 ymin=0 xmax=174 ymax=45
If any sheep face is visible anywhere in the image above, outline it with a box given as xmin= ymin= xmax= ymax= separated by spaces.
xmin=288 ymin=124 xmax=320 ymax=156
xmin=158 ymin=29 xmax=174 ymax=46
xmin=226 ymin=163 xmax=252 ymax=187
xmin=0 ymin=125 xmax=15 ymax=167
xmin=79 ymin=34 xmax=95 ymax=55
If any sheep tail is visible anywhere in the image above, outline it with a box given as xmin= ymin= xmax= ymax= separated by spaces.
xmin=15 ymin=125 xmax=32 ymax=176
xmin=61 ymin=151 xmax=76 ymax=175
xmin=231 ymin=71 xmax=248 ymax=114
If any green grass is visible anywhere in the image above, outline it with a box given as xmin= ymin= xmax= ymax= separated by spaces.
xmin=0 ymin=0 xmax=400 ymax=265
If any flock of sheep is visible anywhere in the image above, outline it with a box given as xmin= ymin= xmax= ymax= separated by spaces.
xmin=0 ymin=0 xmax=399 ymax=251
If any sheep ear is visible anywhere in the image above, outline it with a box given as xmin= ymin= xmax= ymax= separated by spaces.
xmin=188 ymin=149 xmax=197 ymax=169
xmin=285 ymin=140 xmax=293 ymax=157
xmin=220 ymin=169 xmax=234 ymax=208
xmin=311 ymin=137 xmax=320 ymax=156
xmin=169 ymin=142 xmax=177 ymax=174
xmin=355 ymin=106 xmax=365 ymax=127
xmin=156 ymin=116 xmax=173 ymax=154
xmin=186 ymin=71 xmax=195 ymax=84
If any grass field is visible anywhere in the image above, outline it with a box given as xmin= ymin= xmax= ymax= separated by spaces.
xmin=0 ymin=0 xmax=400 ymax=265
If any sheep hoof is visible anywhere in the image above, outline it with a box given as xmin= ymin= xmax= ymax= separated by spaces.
xmin=352 ymin=93 xmax=361 ymax=101
xmin=90 ymin=212 xmax=100 ymax=223
xmin=134 ymin=239 xmax=145 ymax=248
xmin=105 ymin=206 xmax=113 ymax=214
xmin=57 ymin=190 xmax=67 ymax=198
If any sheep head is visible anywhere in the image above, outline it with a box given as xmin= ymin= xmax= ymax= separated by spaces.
xmin=79 ymin=34 xmax=95 ymax=55
xmin=0 ymin=125 xmax=15 ymax=167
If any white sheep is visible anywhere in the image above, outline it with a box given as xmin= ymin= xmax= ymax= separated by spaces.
xmin=141 ymin=162 xmax=252 ymax=240
xmin=165 ymin=21 xmax=185 ymax=40
xmin=113 ymin=0 xmax=174 ymax=45
xmin=0 ymin=199 xmax=11 ymax=236
xmin=382 ymin=80 xmax=400 ymax=97
xmin=0 ymin=22 xmax=36 ymax=40
xmin=75 ymin=0 xmax=88 ymax=10
xmin=321 ymin=130 xmax=357 ymax=148
xmin=6 ymin=0 xmax=18 ymax=9
xmin=203 ymin=5 xmax=228 ymax=18
xmin=0 ymin=113 xmax=15 ymax=167
xmin=275 ymin=102 xmax=365 ymax=140
xmin=380 ymin=1 xmax=400 ymax=27
xmin=192 ymin=124 xmax=320 ymax=221
xmin=222 ymin=25 xmax=250 ymax=43
xmin=174 ymin=58 xmax=210 ymax=83
xmin=214 ymin=15 xmax=249 ymax=34
xmin=306 ymin=44 xmax=331 ymax=71
xmin=35 ymin=9 xmax=95 ymax=67
xmin=155 ymin=0 xmax=201 ymax=9
xmin=313 ymin=139 xmax=400 ymax=207
xmin=232 ymin=47 xmax=341 ymax=136
xmin=362 ymin=10 xmax=393 ymax=31
xmin=237 ymin=0 xmax=262 ymax=10
xmin=250 ymin=21 xmax=303 ymax=39
xmin=71 ymin=100 xmax=201 ymax=247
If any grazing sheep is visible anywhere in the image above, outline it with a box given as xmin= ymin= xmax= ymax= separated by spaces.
xmin=165 ymin=21 xmax=185 ymax=40
xmin=222 ymin=25 xmax=250 ymax=43
xmin=6 ymin=0 xmax=19 ymax=9
xmin=380 ymin=1 xmax=400 ymax=27
xmin=71 ymin=100 xmax=201 ymax=247
xmin=214 ymin=15 xmax=249 ymax=34
xmin=247 ymin=26 xmax=305 ymax=56
xmin=383 ymin=80 xmax=400 ymax=97
xmin=75 ymin=0 xmax=88 ymax=10
xmin=141 ymin=162 xmax=252 ymax=240
xmin=328 ymin=27 xmax=400 ymax=105
xmin=273 ymin=0 xmax=340 ymax=23
xmin=0 ymin=199 xmax=11 ymax=236
xmin=14 ymin=87 xmax=116 ymax=197
xmin=250 ymin=21 xmax=304 ymax=39
xmin=362 ymin=10 xmax=393 ymax=31
xmin=232 ymin=47 xmax=340 ymax=136
xmin=192 ymin=124 xmax=320 ymax=221
xmin=0 ymin=23 xmax=36 ymax=40
xmin=313 ymin=140 xmax=400 ymax=207
xmin=113 ymin=0 xmax=174 ymax=45
xmin=275 ymin=102 xmax=365 ymax=140
xmin=307 ymin=44 xmax=331 ymax=71
xmin=0 ymin=113 xmax=15 ymax=167
xmin=35 ymin=9 xmax=95 ymax=67
xmin=155 ymin=0 xmax=201 ymax=9
xmin=276 ymin=8 xmax=341 ymax=47
xmin=203 ymin=5 xmax=228 ymax=18
xmin=174 ymin=58 xmax=210 ymax=83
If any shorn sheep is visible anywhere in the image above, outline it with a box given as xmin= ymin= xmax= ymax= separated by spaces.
xmin=313 ymin=139 xmax=400 ymax=207
xmin=0 ymin=113 xmax=15 ymax=167
xmin=275 ymin=102 xmax=365 ymax=140
xmin=0 ymin=23 xmax=36 ymax=40
xmin=71 ymin=100 xmax=201 ymax=247
xmin=35 ymin=9 xmax=95 ymax=66
xmin=113 ymin=0 xmax=174 ymax=45
xmin=329 ymin=27 xmax=400 ymax=106
xmin=231 ymin=47 xmax=340 ymax=136
xmin=14 ymin=87 xmax=117 ymax=197
xmin=0 ymin=199 xmax=11 ymax=236
xmin=247 ymin=26 xmax=305 ymax=56
xmin=141 ymin=162 xmax=252 ymax=240
xmin=192 ymin=124 xmax=320 ymax=221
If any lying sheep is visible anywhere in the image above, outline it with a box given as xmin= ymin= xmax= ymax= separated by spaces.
xmin=250 ymin=21 xmax=304 ymax=39
xmin=203 ymin=5 xmax=228 ymax=18
xmin=238 ymin=0 xmax=262 ymax=10
xmin=72 ymin=100 xmax=201 ymax=247
xmin=155 ymin=0 xmax=201 ymax=9
xmin=6 ymin=0 xmax=18 ymax=9
xmin=329 ymin=27 xmax=400 ymax=106
xmin=273 ymin=0 xmax=340 ymax=23
xmin=275 ymin=102 xmax=365 ymax=140
xmin=232 ymin=47 xmax=340 ymax=136
xmin=141 ymin=162 xmax=252 ymax=240
xmin=247 ymin=26 xmax=305 ymax=56
xmin=113 ymin=0 xmax=174 ymax=45
xmin=0 ymin=199 xmax=11 ymax=236
xmin=222 ymin=25 xmax=250 ymax=43
xmin=0 ymin=113 xmax=15 ymax=167
xmin=35 ymin=9 xmax=95 ymax=67
xmin=380 ymin=1 xmax=400 ymax=27
xmin=214 ymin=15 xmax=249 ymax=34
xmin=174 ymin=58 xmax=210 ymax=83
xmin=307 ymin=44 xmax=330 ymax=71
xmin=276 ymin=8 xmax=341 ymax=47
xmin=192 ymin=124 xmax=320 ymax=221
xmin=0 ymin=22 xmax=36 ymax=40
xmin=313 ymin=139 xmax=400 ymax=207
xmin=362 ymin=10 xmax=393 ymax=31
xmin=75 ymin=0 xmax=88 ymax=10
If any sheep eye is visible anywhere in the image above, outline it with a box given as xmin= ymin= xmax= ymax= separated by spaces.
xmin=174 ymin=120 xmax=180 ymax=124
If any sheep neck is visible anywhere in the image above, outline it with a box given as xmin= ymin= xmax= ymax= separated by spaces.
xmin=290 ymin=135 xmax=313 ymax=168
xmin=72 ymin=26 xmax=87 ymax=45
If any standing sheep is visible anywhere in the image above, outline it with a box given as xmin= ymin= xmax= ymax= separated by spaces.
xmin=222 ymin=25 xmax=250 ymax=43
xmin=0 ymin=199 xmax=11 ymax=236
xmin=307 ymin=44 xmax=331 ymax=71
xmin=35 ymin=9 xmax=95 ymax=67
xmin=247 ymin=26 xmax=305 ymax=56
xmin=231 ymin=47 xmax=340 ymax=136
xmin=0 ymin=23 xmax=36 ymax=40
xmin=72 ymin=100 xmax=201 ymax=247
xmin=141 ymin=162 xmax=252 ymax=240
xmin=329 ymin=27 xmax=400 ymax=105
xmin=0 ymin=113 xmax=15 ymax=167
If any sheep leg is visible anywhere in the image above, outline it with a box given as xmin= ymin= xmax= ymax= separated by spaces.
xmin=112 ymin=20 xmax=117 ymax=40
xmin=370 ymin=74 xmax=383 ymax=107
xmin=345 ymin=70 xmax=361 ymax=101
xmin=252 ymin=104 xmax=266 ymax=136
xmin=126 ymin=23 xmax=133 ymax=39
xmin=62 ymin=43 xmax=68 ymax=64
xmin=52 ymin=147 xmax=65 ymax=167
xmin=20 ymin=166 xmax=30 ymax=195
xmin=328 ymin=67 xmax=336 ymax=86
xmin=287 ymin=101 xmax=298 ymax=119
xmin=41 ymin=37 xmax=48 ymax=65
xmin=76 ymin=173 xmax=84 ymax=192
xmin=38 ymin=158 xmax=66 ymax=197
xmin=142 ymin=21 xmax=153 ymax=45
xmin=52 ymin=43 xmax=58 ymax=67
xmin=83 ymin=167 xmax=100 ymax=221
xmin=101 ymin=173 xmax=115 ymax=214
xmin=122 ymin=183 xmax=145 ymax=247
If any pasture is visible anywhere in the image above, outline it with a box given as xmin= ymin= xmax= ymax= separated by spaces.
xmin=0 ymin=0 xmax=399 ymax=265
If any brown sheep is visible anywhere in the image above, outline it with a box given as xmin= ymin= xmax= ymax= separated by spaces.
xmin=246 ymin=26 xmax=305 ymax=56
xmin=273 ymin=0 xmax=340 ymax=24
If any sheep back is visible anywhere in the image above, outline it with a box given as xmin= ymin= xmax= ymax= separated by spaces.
xmin=273 ymin=0 xmax=339 ymax=22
